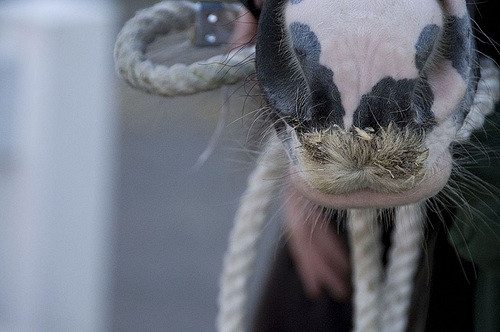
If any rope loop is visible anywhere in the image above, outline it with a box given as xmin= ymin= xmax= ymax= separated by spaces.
xmin=114 ymin=0 xmax=256 ymax=97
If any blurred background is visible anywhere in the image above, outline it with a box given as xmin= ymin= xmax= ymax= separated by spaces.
xmin=0 ymin=0 xmax=273 ymax=330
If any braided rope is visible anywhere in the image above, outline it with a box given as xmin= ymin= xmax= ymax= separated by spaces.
xmin=347 ymin=209 xmax=383 ymax=332
xmin=217 ymin=137 xmax=285 ymax=332
xmin=114 ymin=1 xmax=256 ymax=97
xmin=381 ymin=204 xmax=425 ymax=331
xmin=457 ymin=59 xmax=500 ymax=140
xmin=348 ymin=205 xmax=425 ymax=332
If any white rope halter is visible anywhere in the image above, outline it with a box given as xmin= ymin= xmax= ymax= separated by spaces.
xmin=114 ymin=2 xmax=500 ymax=331
xmin=114 ymin=0 xmax=255 ymax=96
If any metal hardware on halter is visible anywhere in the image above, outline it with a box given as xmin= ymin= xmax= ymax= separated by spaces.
xmin=193 ymin=1 xmax=243 ymax=47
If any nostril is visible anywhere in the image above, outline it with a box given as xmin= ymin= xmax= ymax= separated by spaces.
xmin=350 ymin=76 xmax=436 ymax=131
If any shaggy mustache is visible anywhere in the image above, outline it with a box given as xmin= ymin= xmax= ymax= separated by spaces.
xmin=296 ymin=123 xmax=429 ymax=194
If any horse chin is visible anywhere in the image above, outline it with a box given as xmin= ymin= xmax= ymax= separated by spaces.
xmin=289 ymin=151 xmax=452 ymax=209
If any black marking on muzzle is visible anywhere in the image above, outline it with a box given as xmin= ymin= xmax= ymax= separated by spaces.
xmin=353 ymin=77 xmax=435 ymax=130
xmin=442 ymin=15 xmax=473 ymax=80
xmin=256 ymin=0 xmax=312 ymax=127
xmin=289 ymin=22 xmax=345 ymax=128
xmin=257 ymin=0 xmax=346 ymax=130
xmin=440 ymin=12 xmax=479 ymax=125
xmin=415 ymin=24 xmax=441 ymax=71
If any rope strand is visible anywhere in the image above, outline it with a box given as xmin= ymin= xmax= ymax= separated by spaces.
xmin=217 ymin=137 xmax=285 ymax=332
xmin=348 ymin=209 xmax=383 ymax=332
xmin=381 ymin=204 xmax=425 ymax=331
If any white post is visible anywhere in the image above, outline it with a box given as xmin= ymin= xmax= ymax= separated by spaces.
xmin=0 ymin=1 xmax=117 ymax=330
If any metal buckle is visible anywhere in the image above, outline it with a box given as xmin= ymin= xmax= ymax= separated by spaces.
xmin=193 ymin=1 xmax=242 ymax=47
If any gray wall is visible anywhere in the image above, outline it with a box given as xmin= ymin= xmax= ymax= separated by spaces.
xmin=111 ymin=2 xmax=269 ymax=330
